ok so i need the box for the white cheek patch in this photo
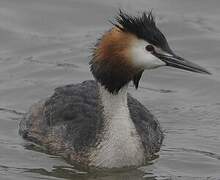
[131,40,165,69]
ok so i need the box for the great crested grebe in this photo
[19,10,210,168]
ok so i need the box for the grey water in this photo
[0,0,220,179]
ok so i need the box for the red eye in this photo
[145,45,154,52]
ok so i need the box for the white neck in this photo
[99,83,128,121]
[89,83,144,168]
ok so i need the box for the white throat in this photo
[89,83,145,168]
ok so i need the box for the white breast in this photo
[89,84,145,168]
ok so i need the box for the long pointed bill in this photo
[155,52,211,75]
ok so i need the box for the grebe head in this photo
[90,10,210,93]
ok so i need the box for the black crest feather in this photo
[113,10,171,51]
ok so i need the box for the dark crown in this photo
[113,10,171,52]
